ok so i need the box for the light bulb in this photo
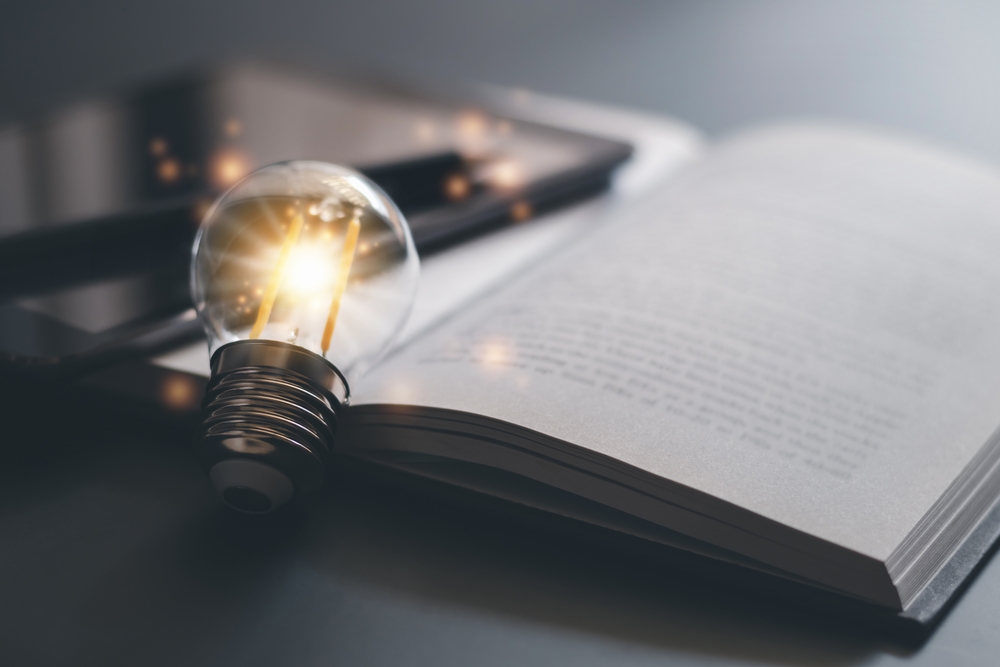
[191,161,419,513]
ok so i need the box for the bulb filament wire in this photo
[322,214,361,354]
[250,213,306,339]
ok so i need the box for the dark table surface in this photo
[4,2,1000,665]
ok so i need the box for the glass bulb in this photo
[190,161,419,514]
[192,160,419,384]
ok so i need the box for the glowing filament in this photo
[250,213,305,339]
[321,214,361,354]
[285,246,334,293]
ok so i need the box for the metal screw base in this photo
[195,339,349,513]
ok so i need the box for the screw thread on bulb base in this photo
[195,339,349,514]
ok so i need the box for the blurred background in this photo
[6,2,1000,665]
[5,0,1000,160]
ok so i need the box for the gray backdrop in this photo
[3,1,1000,665]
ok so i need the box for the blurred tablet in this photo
[0,61,631,377]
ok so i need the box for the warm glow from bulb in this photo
[247,204,363,350]
[192,162,419,380]
[285,246,335,293]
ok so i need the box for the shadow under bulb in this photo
[190,160,420,513]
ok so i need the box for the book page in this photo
[353,124,1000,561]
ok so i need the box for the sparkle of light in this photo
[161,374,199,411]
[149,137,168,156]
[444,174,471,200]
[488,160,524,190]
[210,149,251,190]
[158,158,181,184]
[457,111,488,138]
[510,200,532,221]
[479,341,514,368]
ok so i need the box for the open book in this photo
[345,123,1000,618]
[145,109,1000,631]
